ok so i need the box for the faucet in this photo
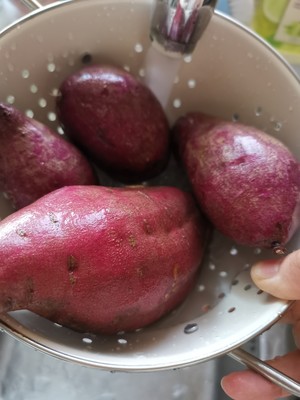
[150,0,217,54]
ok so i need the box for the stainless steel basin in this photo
[0,323,296,400]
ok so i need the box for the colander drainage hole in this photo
[255,106,263,116]
[117,338,128,345]
[184,323,198,334]
[47,112,57,122]
[244,284,252,291]
[21,69,30,79]
[232,279,239,286]
[228,307,236,313]
[232,113,239,122]
[257,289,264,295]
[82,337,93,344]
[230,247,238,256]
[25,110,34,118]
[81,53,93,64]
[6,95,15,104]
[47,63,56,72]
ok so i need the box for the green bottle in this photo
[251,0,300,64]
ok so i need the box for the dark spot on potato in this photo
[26,278,35,303]
[69,273,77,286]
[49,212,59,223]
[4,296,13,310]
[136,265,146,277]
[142,219,153,234]
[128,235,137,248]
[67,255,78,272]
[16,228,27,237]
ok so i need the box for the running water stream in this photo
[143,43,182,109]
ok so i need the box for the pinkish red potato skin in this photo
[0,185,207,334]
[173,112,300,249]
[56,64,170,182]
[0,103,97,210]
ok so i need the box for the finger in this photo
[221,349,300,400]
[251,250,300,299]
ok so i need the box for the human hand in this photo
[221,250,300,400]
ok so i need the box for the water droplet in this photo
[123,64,130,72]
[247,52,253,58]
[289,106,294,112]
[254,247,262,255]
[184,323,198,334]
[139,68,145,77]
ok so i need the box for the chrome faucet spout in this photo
[150,0,217,54]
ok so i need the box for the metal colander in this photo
[0,0,300,396]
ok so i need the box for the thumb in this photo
[251,250,300,300]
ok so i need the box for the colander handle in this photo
[229,347,300,397]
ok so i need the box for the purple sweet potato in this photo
[0,185,207,334]
[173,112,300,251]
[56,65,170,182]
[0,103,97,209]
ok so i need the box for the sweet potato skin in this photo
[0,103,97,210]
[56,65,170,182]
[173,112,300,249]
[0,185,207,334]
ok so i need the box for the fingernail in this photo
[252,259,281,279]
